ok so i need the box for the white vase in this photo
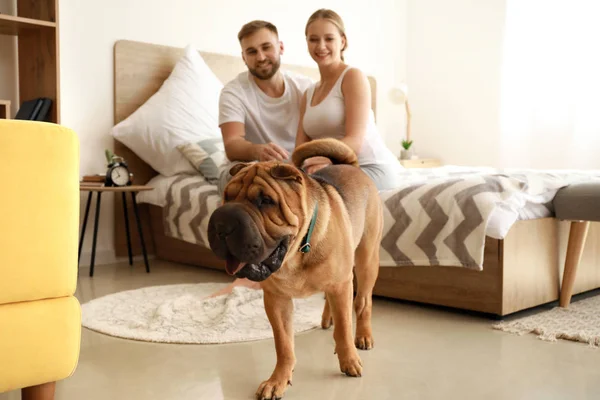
[400,149,413,160]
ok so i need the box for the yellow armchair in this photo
[0,120,81,399]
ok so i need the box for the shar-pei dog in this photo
[207,138,383,400]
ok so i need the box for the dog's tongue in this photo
[225,257,246,276]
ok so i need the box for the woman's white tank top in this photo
[302,66,398,167]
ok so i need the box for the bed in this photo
[111,39,600,317]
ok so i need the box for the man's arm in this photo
[219,88,288,162]
[221,122,260,161]
[219,88,259,161]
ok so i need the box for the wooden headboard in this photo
[112,39,377,257]
[113,39,377,185]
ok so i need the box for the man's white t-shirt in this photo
[218,70,314,156]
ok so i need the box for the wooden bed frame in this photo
[112,39,600,317]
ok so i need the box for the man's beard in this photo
[249,58,281,80]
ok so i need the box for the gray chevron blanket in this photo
[156,166,600,270]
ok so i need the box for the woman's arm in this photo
[341,68,371,155]
[295,90,311,148]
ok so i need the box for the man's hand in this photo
[255,143,289,162]
[221,122,289,162]
[302,156,333,174]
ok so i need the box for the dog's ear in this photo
[270,164,302,183]
[229,163,251,177]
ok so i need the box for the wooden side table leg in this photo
[89,192,102,277]
[122,192,133,266]
[560,220,590,308]
[22,381,55,400]
[78,191,93,263]
[131,192,150,273]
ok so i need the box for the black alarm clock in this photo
[105,156,131,187]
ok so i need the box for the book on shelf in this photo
[80,181,104,187]
[81,174,106,183]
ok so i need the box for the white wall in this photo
[59,0,408,265]
[406,0,507,167]
[0,0,17,117]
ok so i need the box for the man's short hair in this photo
[238,20,279,42]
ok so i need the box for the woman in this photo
[297,9,402,190]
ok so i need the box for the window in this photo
[500,0,600,168]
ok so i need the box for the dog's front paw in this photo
[338,349,363,377]
[255,370,293,400]
[354,332,374,350]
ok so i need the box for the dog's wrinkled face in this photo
[207,162,306,282]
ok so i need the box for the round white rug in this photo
[81,283,325,344]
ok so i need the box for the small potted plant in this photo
[400,139,414,160]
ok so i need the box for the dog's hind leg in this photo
[321,296,333,329]
[352,227,381,350]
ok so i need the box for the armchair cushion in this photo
[553,182,600,222]
[0,121,79,305]
[0,297,81,392]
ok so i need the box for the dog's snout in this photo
[215,221,235,239]
[208,203,265,264]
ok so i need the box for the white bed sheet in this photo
[135,165,600,269]
[135,174,185,208]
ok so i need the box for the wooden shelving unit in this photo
[0,0,60,123]
[0,99,11,118]
[0,14,56,34]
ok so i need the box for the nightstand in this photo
[399,158,441,168]
[78,184,153,277]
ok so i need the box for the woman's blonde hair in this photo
[305,9,347,61]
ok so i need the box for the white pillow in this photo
[110,44,223,176]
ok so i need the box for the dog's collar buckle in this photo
[299,243,311,253]
[299,203,318,254]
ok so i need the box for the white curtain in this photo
[500,0,600,169]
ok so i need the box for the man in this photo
[207,20,313,298]
[217,20,313,196]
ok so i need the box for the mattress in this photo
[136,166,600,270]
